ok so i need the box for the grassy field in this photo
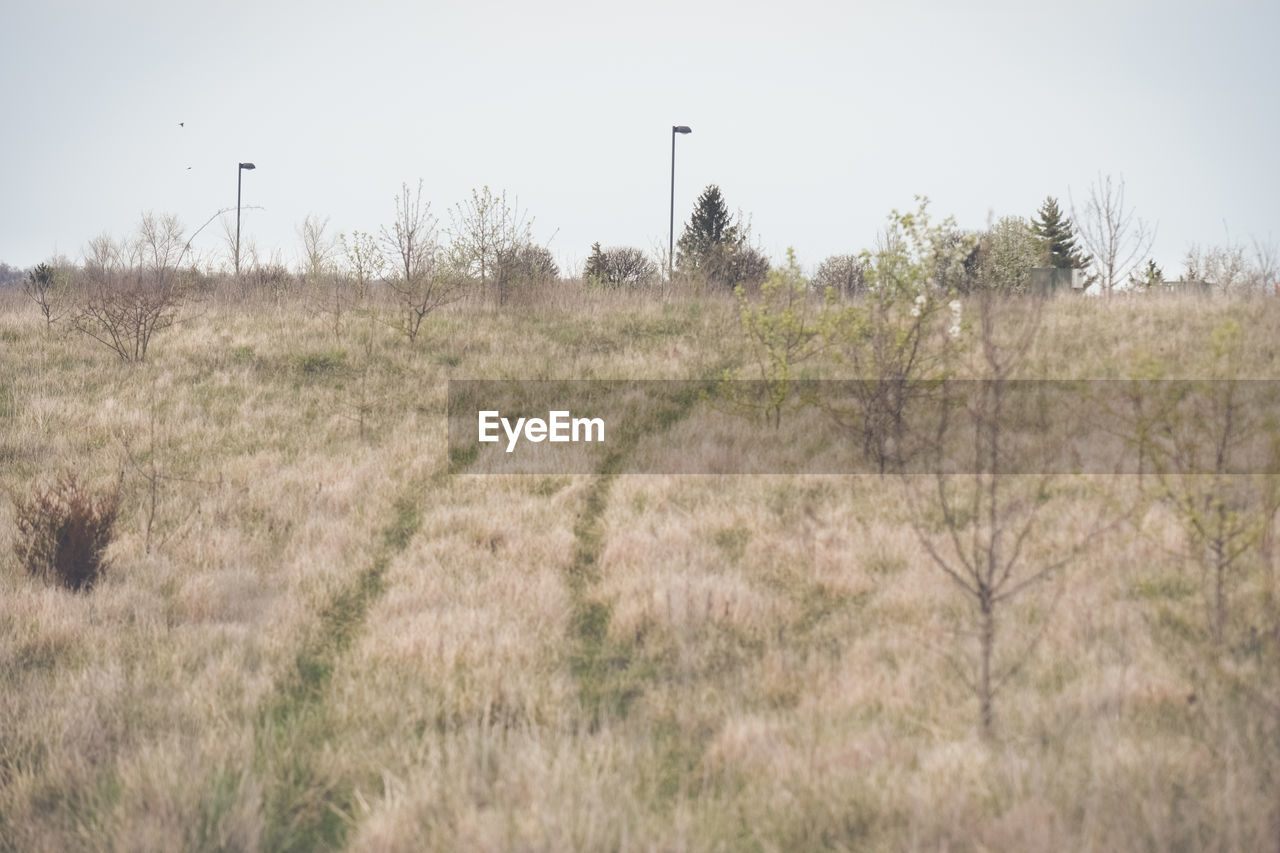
[2,285,1279,851]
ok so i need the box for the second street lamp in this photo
[669,125,691,283]
[236,162,256,277]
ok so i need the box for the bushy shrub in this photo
[12,472,121,591]
[813,254,866,297]
[584,243,658,289]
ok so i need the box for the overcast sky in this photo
[2,0,1276,278]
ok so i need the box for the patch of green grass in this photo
[259,491,422,852]
[529,476,569,498]
[293,349,348,377]
[1132,573,1198,601]
[619,312,691,340]
[569,598,650,727]
[382,496,421,551]
[714,525,751,564]
[865,549,907,576]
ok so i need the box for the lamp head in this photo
[673,126,692,134]
[239,162,256,170]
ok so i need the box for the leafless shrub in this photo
[584,244,658,290]
[1184,243,1249,295]
[1071,173,1155,296]
[1133,320,1280,645]
[383,180,463,342]
[73,214,192,362]
[812,254,866,298]
[12,471,121,592]
[340,230,385,304]
[1251,236,1279,294]
[298,214,337,282]
[118,388,217,555]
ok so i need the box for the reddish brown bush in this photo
[12,472,121,591]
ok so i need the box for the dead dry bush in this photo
[75,214,192,362]
[11,471,121,591]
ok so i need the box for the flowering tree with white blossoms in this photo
[819,198,974,472]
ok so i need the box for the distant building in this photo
[1028,267,1086,294]
[1158,279,1213,296]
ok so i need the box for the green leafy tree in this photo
[979,216,1042,293]
[734,248,825,427]
[1032,196,1089,270]
[821,197,972,472]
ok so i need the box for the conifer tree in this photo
[1032,196,1090,269]
[675,185,768,289]
[676,185,736,272]
[583,241,606,284]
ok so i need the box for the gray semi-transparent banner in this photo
[446,380,1280,475]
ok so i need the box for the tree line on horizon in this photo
[6,175,1279,362]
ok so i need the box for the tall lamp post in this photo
[669,126,691,282]
[236,162,256,277]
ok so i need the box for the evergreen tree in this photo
[1032,196,1090,269]
[583,241,606,284]
[676,185,738,273]
[675,185,767,289]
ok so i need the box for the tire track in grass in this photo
[564,382,710,730]
[255,490,422,853]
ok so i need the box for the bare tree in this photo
[73,214,191,362]
[381,180,462,343]
[1133,320,1280,645]
[297,214,336,281]
[584,244,657,289]
[1184,242,1249,295]
[813,254,866,298]
[1252,235,1279,295]
[1071,173,1155,296]
[447,185,533,305]
[907,292,1108,737]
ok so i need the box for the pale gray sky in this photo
[2,0,1276,278]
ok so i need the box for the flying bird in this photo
[178,122,184,128]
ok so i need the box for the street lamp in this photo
[236,162,256,277]
[669,125,691,282]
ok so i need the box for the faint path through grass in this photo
[255,490,422,852]
[564,381,711,729]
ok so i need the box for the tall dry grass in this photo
[1,285,1277,851]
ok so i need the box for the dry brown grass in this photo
[1,286,1278,851]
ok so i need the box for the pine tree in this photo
[675,185,768,289]
[583,241,606,284]
[1032,196,1090,270]
[676,185,737,273]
